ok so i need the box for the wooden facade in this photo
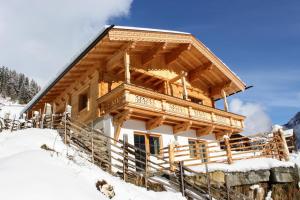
[23,25,247,158]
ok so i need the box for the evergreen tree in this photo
[0,66,40,104]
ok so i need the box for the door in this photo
[134,134,146,171]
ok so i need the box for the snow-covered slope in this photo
[0,97,24,119]
[283,112,300,149]
[0,129,185,200]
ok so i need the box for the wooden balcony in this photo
[97,84,245,136]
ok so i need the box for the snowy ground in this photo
[0,97,24,119]
[0,129,185,200]
[289,152,300,166]
[188,158,295,174]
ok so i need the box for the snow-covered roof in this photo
[109,25,191,35]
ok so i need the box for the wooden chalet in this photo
[22,25,252,168]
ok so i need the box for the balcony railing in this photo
[97,84,245,131]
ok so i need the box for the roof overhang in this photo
[21,25,247,115]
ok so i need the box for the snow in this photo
[0,129,185,200]
[265,191,273,200]
[289,152,300,166]
[0,97,25,119]
[110,25,190,35]
[187,158,294,174]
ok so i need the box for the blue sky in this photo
[112,0,300,124]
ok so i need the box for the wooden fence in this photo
[4,112,297,200]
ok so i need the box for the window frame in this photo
[188,138,208,163]
[134,132,163,157]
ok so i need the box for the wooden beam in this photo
[146,116,166,130]
[188,62,213,83]
[113,109,132,142]
[181,71,188,100]
[210,81,233,98]
[106,41,136,70]
[196,125,215,137]
[169,71,187,83]
[165,43,191,66]
[173,121,192,134]
[124,51,130,84]
[221,89,228,112]
[142,42,167,67]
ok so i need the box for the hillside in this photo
[0,129,185,200]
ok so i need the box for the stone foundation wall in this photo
[188,166,300,200]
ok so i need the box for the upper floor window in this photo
[189,96,203,105]
[78,92,88,112]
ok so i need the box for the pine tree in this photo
[0,66,40,104]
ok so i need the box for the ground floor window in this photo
[149,135,161,156]
[188,139,208,163]
[133,132,162,170]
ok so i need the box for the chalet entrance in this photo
[134,134,146,171]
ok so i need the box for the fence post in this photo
[278,130,290,161]
[205,162,212,200]
[64,113,67,144]
[178,161,185,197]
[123,134,128,182]
[168,143,175,171]
[91,121,95,164]
[224,136,233,164]
[145,153,148,190]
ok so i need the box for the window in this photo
[78,92,88,111]
[189,96,203,105]
[149,135,161,155]
[188,139,208,162]
[188,140,198,158]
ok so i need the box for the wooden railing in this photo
[98,84,245,131]
[160,134,289,169]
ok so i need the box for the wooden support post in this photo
[278,129,290,161]
[222,89,229,112]
[123,134,128,181]
[124,51,130,84]
[181,71,188,100]
[224,136,233,164]
[168,143,175,171]
[273,133,283,160]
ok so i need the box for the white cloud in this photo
[230,98,272,135]
[0,0,133,86]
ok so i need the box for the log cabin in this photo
[21,25,248,167]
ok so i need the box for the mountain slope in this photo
[283,112,300,149]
